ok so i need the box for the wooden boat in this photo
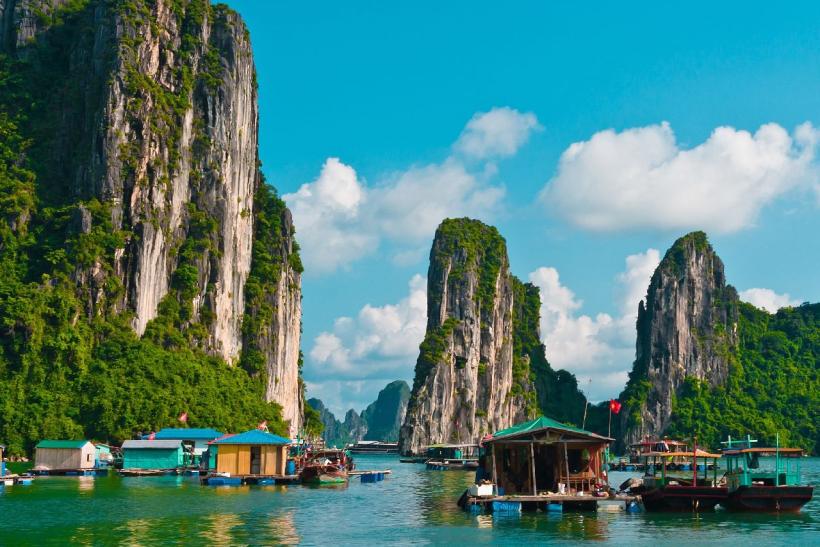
[300,463,348,485]
[721,435,814,512]
[299,448,353,484]
[633,448,727,511]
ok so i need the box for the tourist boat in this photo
[633,447,727,511]
[299,448,354,484]
[346,440,399,455]
[720,435,814,512]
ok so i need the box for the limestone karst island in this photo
[0,0,817,544]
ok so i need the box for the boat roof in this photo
[629,439,688,447]
[211,430,291,445]
[489,416,613,442]
[36,440,93,449]
[643,449,721,458]
[722,447,805,456]
[122,440,184,450]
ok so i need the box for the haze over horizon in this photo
[224,0,820,416]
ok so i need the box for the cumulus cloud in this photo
[528,248,660,401]
[306,275,427,384]
[284,159,377,272]
[739,288,801,313]
[285,107,538,273]
[454,107,541,159]
[540,122,819,233]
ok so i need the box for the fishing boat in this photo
[299,448,354,485]
[633,447,727,511]
[721,435,814,512]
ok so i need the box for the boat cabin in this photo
[629,438,690,465]
[483,416,612,496]
[34,440,96,471]
[722,436,805,489]
[640,449,722,489]
[121,440,186,471]
[210,430,291,477]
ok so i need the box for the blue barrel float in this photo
[286,460,296,475]
[491,501,521,513]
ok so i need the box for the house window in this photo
[87,454,91,462]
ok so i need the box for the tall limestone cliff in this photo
[399,219,538,454]
[620,232,739,445]
[362,380,410,441]
[0,0,303,449]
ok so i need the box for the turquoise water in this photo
[1,455,817,545]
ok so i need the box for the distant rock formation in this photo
[307,380,410,446]
[362,380,410,441]
[620,232,739,445]
[399,219,539,455]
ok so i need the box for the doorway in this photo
[250,446,261,475]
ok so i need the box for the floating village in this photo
[1,414,814,515]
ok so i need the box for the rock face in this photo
[1,0,303,433]
[362,380,410,441]
[399,219,537,455]
[620,232,738,445]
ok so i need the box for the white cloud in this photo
[284,158,377,272]
[285,107,538,273]
[454,107,541,159]
[306,275,427,384]
[540,122,819,233]
[528,248,660,401]
[739,288,800,313]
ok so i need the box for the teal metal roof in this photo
[149,428,224,440]
[36,440,92,449]
[490,416,612,441]
[212,430,291,445]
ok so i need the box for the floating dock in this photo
[201,474,300,486]
[462,494,641,513]
[350,469,391,483]
[32,468,107,476]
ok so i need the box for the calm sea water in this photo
[0,455,817,545]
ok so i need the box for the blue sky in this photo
[225,0,820,416]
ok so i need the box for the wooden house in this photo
[211,430,291,477]
[483,416,612,496]
[121,440,185,470]
[34,440,96,471]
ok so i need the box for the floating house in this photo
[425,444,479,470]
[147,428,223,463]
[121,440,185,471]
[34,440,96,471]
[484,416,613,497]
[210,430,291,477]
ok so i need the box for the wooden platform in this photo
[463,494,640,513]
[32,468,103,476]
[349,469,392,476]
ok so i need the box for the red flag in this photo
[178,412,188,423]
[257,420,268,431]
[148,432,156,440]
[609,400,622,414]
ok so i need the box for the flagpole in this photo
[608,407,612,438]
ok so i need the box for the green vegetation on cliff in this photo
[665,303,819,452]
[0,1,291,455]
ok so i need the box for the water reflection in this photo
[267,511,299,544]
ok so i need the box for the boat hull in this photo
[640,485,728,512]
[723,486,814,512]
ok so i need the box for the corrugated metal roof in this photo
[36,440,92,449]
[489,416,613,442]
[122,440,184,450]
[212,429,291,445]
[149,428,224,440]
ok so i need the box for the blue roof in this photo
[212,429,291,445]
[148,428,224,441]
